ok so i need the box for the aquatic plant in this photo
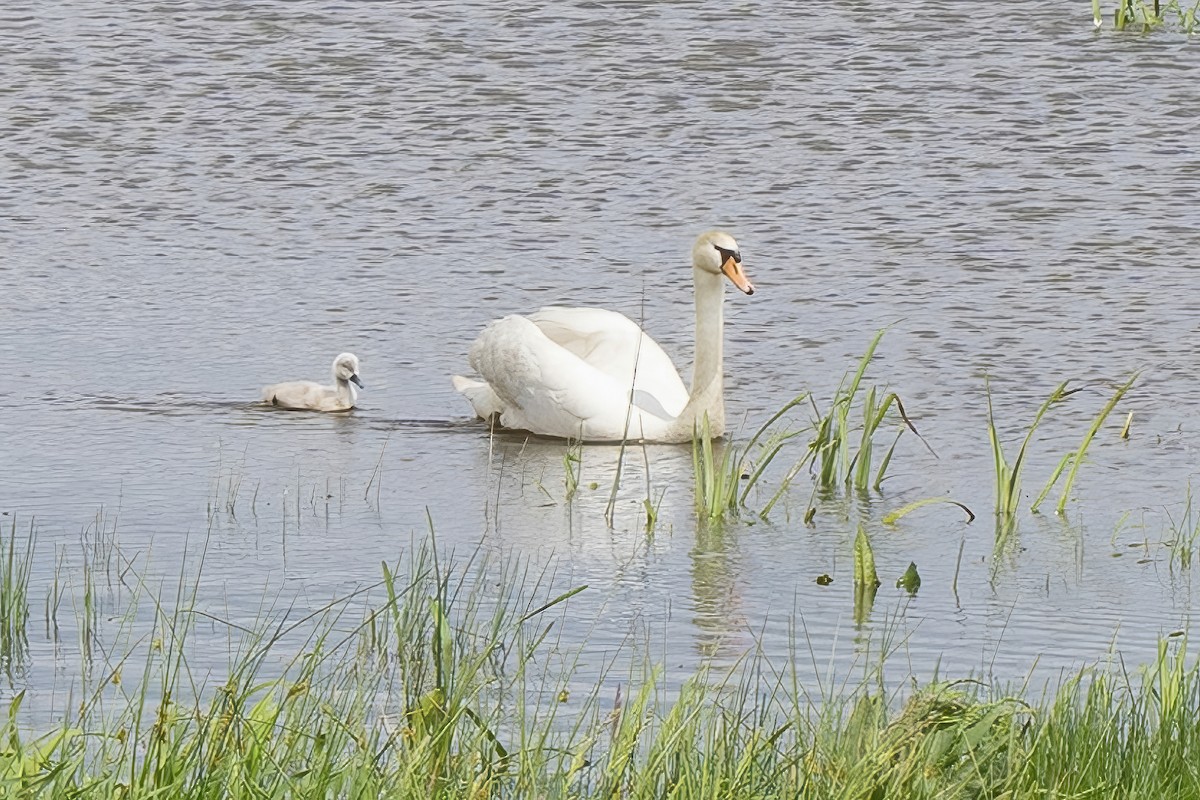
[1030,374,1137,516]
[562,438,583,502]
[1093,0,1200,32]
[896,562,921,595]
[0,516,35,669]
[853,525,881,625]
[1165,484,1200,569]
[805,329,930,498]
[987,379,1077,545]
[883,497,976,525]
[989,376,1137,548]
[691,330,929,523]
[692,396,807,521]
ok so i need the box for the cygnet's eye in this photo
[713,244,741,263]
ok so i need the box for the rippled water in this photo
[3,1,1200,715]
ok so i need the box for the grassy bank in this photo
[3,535,1199,799]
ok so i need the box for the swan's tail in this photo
[452,375,505,420]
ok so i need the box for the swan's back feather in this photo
[464,313,682,440]
[528,307,688,415]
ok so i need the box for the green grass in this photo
[1030,373,1138,516]
[692,329,929,523]
[692,397,807,521]
[6,535,1200,798]
[2,533,597,798]
[988,376,1137,550]
[808,329,912,495]
[1165,484,1200,569]
[1093,0,1200,32]
[0,515,35,672]
[987,379,1074,538]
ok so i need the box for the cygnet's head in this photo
[691,230,755,295]
[333,352,364,388]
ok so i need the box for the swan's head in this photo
[692,230,754,295]
[334,352,364,388]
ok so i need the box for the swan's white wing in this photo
[528,307,689,418]
[466,314,674,440]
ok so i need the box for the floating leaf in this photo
[883,497,975,525]
[816,574,833,586]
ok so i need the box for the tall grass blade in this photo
[0,517,34,670]
[1052,373,1138,516]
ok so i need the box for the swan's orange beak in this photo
[721,257,755,295]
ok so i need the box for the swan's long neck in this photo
[334,375,357,406]
[671,267,725,439]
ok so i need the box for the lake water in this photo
[3,0,1200,718]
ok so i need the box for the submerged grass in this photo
[6,537,1200,798]
[987,379,1075,533]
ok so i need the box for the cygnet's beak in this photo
[350,374,364,389]
[720,256,755,295]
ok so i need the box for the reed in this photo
[1166,484,1200,569]
[1030,374,1137,516]
[691,396,807,521]
[987,379,1076,545]
[0,516,35,670]
[806,329,928,497]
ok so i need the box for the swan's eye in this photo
[713,245,741,263]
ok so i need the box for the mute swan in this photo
[452,230,754,442]
[261,352,363,412]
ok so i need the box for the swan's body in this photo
[452,231,754,442]
[261,352,363,412]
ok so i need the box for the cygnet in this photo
[261,352,363,412]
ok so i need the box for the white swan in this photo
[261,352,363,412]
[452,230,754,442]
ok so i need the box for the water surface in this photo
[3,0,1200,716]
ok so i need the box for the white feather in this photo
[261,352,363,412]
[452,231,753,442]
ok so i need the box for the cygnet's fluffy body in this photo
[261,352,363,412]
